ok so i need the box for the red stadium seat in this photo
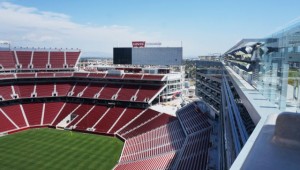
[22,103,43,126]
[0,51,17,69]
[16,51,32,69]
[32,51,48,69]
[50,52,64,68]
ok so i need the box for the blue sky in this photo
[1,0,300,57]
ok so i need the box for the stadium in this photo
[1,4,300,170]
[0,44,217,170]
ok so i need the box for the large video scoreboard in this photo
[113,47,182,65]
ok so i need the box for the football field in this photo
[0,128,123,170]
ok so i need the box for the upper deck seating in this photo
[98,84,121,100]
[116,85,139,101]
[32,51,48,69]
[66,52,80,68]
[0,51,16,69]
[50,52,64,68]
[136,85,162,102]
[16,51,31,69]
[81,83,105,98]
[70,83,88,97]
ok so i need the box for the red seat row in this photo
[176,102,212,134]
[0,83,163,103]
[120,120,185,162]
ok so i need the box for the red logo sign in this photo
[132,41,145,48]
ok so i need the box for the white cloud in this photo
[0,2,162,57]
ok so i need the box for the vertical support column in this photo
[48,51,50,64]
[29,50,34,69]
[262,62,270,98]
[64,51,67,65]
[30,51,34,65]
[47,51,51,68]
[270,63,278,103]
[293,79,297,99]
[14,50,19,65]
[63,51,68,68]
[279,63,289,111]
[297,79,300,113]
[257,62,265,96]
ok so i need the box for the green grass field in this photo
[0,128,123,170]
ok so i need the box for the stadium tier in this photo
[81,83,105,98]
[0,84,13,100]
[113,151,177,170]
[120,120,185,162]
[0,51,16,69]
[0,101,185,136]
[0,100,214,169]
[43,102,65,125]
[37,72,54,78]
[74,105,110,131]
[120,113,177,139]
[32,51,48,68]
[22,103,44,126]
[176,102,212,134]
[1,104,28,128]
[93,107,126,134]
[50,51,65,68]
[0,81,163,103]
[51,102,80,126]
[16,51,31,69]
[0,108,18,132]
[107,108,144,134]
[117,109,161,136]
[0,50,80,70]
